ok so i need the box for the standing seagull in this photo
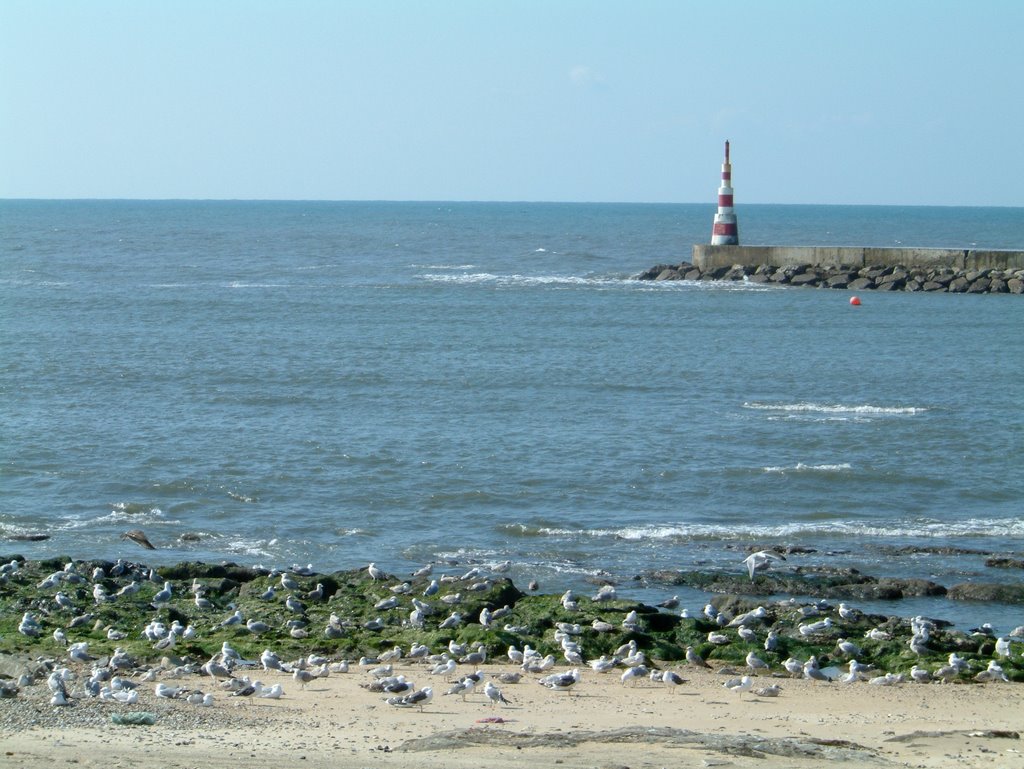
[367,563,385,581]
[122,529,157,550]
[483,681,510,707]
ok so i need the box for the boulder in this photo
[947,583,1024,603]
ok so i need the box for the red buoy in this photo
[849,296,861,306]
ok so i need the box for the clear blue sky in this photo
[2,1,1022,205]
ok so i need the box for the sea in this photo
[2,200,1023,630]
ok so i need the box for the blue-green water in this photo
[2,200,1022,628]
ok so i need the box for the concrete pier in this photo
[692,245,1024,272]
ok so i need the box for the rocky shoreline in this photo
[634,261,1024,293]
[2,556,1022,686]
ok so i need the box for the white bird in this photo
[798,618,833,636]
[112,688,138,704]
[279,573,299,591]
[388,686,433,710]
[836,638,862,657]
[743,550,785,581]
[151,581,173,606]
[783,657,804,677]
[483,681,510,706]
[367,563,385,581]
[539,669,580,694]
[68,642,96,664]
[724,675,754,696]
[155,682,184,698]
[246,618,270,635]
[995,637,1011,657]
[910,665,932,683]
[662,670,686,691]
[620,666,648,686]
[746,651,770,674]
[438,612,462,629]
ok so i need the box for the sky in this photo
[2,1,1022,205]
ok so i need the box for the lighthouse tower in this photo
[710,140,739,245]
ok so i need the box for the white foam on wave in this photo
[55,504,177,530]
[419,272,625,288]
[504,517,1024,540]
[409,263,476,270]
[223,537,276,558]
[743,401,926,415]
[762,462,853,474]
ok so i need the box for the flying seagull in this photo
[122,529,156,550]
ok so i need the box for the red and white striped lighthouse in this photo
[710,140,739,245]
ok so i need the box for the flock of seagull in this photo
[1,551,1021,711]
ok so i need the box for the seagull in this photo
[155,682,185,699]
[483,681,510,706]
[746,651,770,674]
[783,657,804,677]
[246,618,270,635]
[662,671,687,691]
[620,666,649,686]
[68,641,96,664]
[737,625,756,643]
[539,669,580,695]
[743,550,785,581]
[367,563,385,581]
[836,638,862,657]
[279,573,299,591]
[122,529,156,550]
[388,686,433,710]
[724,675,754,696]
[151,581,173,607]
[685,646,711,668]
[754,684,782,697]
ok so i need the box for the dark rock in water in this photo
[986,557,1024,570]
[157,561,266,583]
[7,533,49,542]
[879,545,993,556]
[947,583,1024,603]
[641,568,945,600]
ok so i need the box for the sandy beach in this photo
[3,662,1022,769]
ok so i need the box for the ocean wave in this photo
[743,401,926,415]
[409,263,476,270]
[418,272,625,288]
[762,463,854,474]
[499,518,1024,541]
[55,505,178,530]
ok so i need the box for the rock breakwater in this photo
[635,261,1024,293]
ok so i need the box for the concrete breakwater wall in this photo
[633,245,1024,293]
[691,245,1024,272]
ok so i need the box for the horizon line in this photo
[2,197,1020,209]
